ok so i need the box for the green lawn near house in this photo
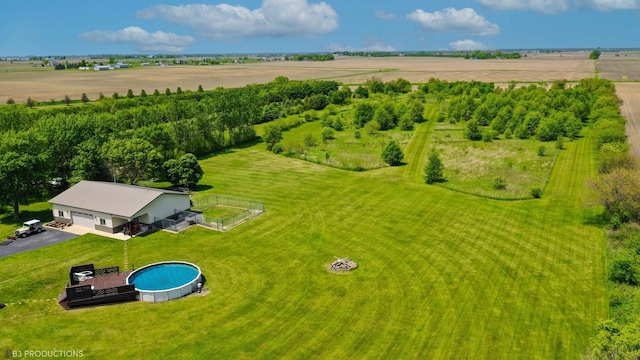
[0,129,607,359]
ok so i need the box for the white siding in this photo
[53,205,115,228]
[52,207,71,220]
[132,193,190,222]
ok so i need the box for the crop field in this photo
[0,52,596,104]
[598,51,640,81]
[615,82,640,159]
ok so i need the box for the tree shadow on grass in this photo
[583,210,609,227]
[0,209,53,226]
[193,184,213,192]
[198,138,263,161]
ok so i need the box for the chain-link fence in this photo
[191,195,264,213]
[155,210,202,233]
[157,196,264,232]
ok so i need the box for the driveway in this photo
[0,228,78,258]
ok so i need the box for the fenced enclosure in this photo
[157,196,264,232]
[156,211,202,233]
[193,195,264,231]
[191,195,265,213]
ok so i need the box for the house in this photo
[49,181,191,234]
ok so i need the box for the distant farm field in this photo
[0,52,597,104]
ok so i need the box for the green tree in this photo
[354,85,369,99]
[374,105,395,130]
[303,133,317,147]
[537,117,562,141]
[465,119,482,140]
[102,138,162,184]
[408,101,425,123]
[26,97,37,108]
[590,49,601,59]
[163,153,204,189]
[399,113,415,131]
[262,124,282,151]
[424,149,445,184]
[81,93,89,104]
[590,167,640,224]
[381,140,404,166]
[472,103,492,126]
[365,77,385,93]
[0,130,49,218]
[598,143,637,174]
[37,114,95,183]
[322,128,334,142]
[353,102,376,128]
[127,89,134,98]
[71,139,110,183]
[64,95,71,106]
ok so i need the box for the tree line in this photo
[334,51,521,59]
[0,77,343,218]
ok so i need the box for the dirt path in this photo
[616,82,640,159]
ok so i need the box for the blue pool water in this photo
[128,263,200,291]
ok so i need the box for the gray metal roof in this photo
[49,181,189,218]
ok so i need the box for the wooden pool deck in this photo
[58,270,136,310]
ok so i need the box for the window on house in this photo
[58,210,64,217]
[99,218,106,226]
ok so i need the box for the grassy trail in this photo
[402,103,439,180]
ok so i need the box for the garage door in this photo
[72,212,95,229]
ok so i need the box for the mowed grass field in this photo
[0,128,607,358]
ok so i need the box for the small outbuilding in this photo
[49,181,190,234]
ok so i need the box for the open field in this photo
[0,125,608,358]
[615,82,640,159]
[0,52,596,104]
[598,51,640,81]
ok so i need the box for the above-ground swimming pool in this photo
[126,261,202,302]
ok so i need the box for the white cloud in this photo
[375,10,397,20]
[137,0,338,40]
[407,8,500,37]
[79,26,195,53]
[449,39,495,51]
[476,0,638,12]
[577,0,639,10]
[328,38,397,52]
[476,0,570,13]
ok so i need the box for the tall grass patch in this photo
[432,125,559,199]
[279,119,413,171]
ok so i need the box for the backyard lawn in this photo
[0,128,607,358]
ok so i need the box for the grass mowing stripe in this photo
[0,132,608,358]
[403,103,439,179]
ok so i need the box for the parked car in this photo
[14,219,43,238]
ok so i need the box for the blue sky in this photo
[2,0,639,56]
